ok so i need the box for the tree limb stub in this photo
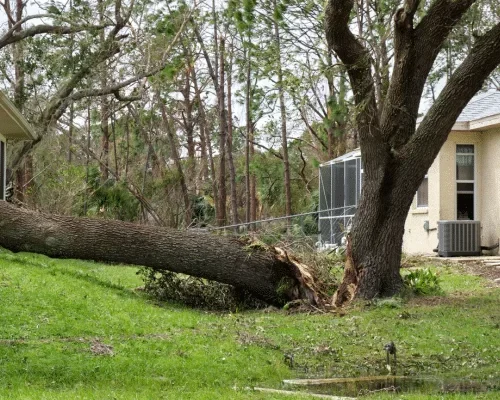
[0,202,322,306]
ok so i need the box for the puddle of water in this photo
[283,376,499,397]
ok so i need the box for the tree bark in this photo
[0,201,321,306]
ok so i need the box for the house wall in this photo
[479,127,500,253]
[402,130,483,254]
[439,131,483,221]
[402,152,440,254]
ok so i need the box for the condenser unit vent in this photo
[438,220,481,257]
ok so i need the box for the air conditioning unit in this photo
[437,220,481,257]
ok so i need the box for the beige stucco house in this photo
[0,91,35,200]
[403,90,500,255]
[319,90,500,256]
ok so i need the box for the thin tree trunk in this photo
[124,115,130,182]
[273,0,292,219]
[100,99,110,180]
[182,63,196,189]
[192,70,217,206]
[13,0,24,109]
[193,24,227,225]
[226,40,238,226]
[68,101,74,163]
[243,47,257,225]
[245,49,251,224]
[10,0,32,203]
[0,201,321,306]
[98,0,110,181]
[111,108,119,180]
[68,0,75,163]
[216,37,227,226]
[159,100,191,227]
[250,129,257,223]
[191,68,210,184]
[84,102,91,216]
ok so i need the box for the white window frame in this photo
[456,144,476,220]
[416,174,429,208]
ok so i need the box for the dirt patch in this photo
[408,293,475,307]
[451,260,500,288]
[90,340,114,356]
[236,331,279,350]
[410,256,500,288]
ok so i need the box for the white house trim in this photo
[469,114,500,131]
[0,91,35,140]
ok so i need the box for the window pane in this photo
[417,177,428,207]
[457,182,474,192]
[456,154,474,180]
[456,144,474,154]
[457,193,474,220]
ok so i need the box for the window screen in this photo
[345,160,357,206]
[333,162,344,215]
[318,154,362,245]
[417,176,428,207]
[356,158,361,201]
[319,164,332,213]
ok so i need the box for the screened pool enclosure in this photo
[318,148,363,245]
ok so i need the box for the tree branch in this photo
[403,21,500,179]
[298,107,328,151]
[0,24,88,49]
[0,13,108,50]
[324,0,380,141]
[324,0,382,180]
[192,22,219,94]
[380,0,475,148]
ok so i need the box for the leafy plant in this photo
[82,166,140,221]
[403,268,443,295]
[138,268,266,310]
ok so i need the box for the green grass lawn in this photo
[0,248,499,399]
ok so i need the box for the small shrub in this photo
[403,268,443,295]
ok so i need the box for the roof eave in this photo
[469,113,500,131]
[0,91,36,140]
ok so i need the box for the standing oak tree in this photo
[325,0,500,304]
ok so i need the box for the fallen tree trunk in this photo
[0,201,321,306]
